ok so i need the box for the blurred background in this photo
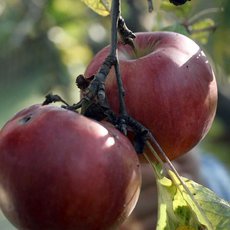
[0,0,229,229]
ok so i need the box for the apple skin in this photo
[0,105,141,230]
[84,32,217,161]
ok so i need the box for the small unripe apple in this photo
[0,105,141,230]
[84,32,217,161]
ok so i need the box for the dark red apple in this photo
[84,32,217,161]
[0,105,141,230]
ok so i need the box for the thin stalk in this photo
[146,141,164,167]
[143,154,164,179]
[110,0,120,57]
[143,152,161,179]
[110,0,127,117]
[114,62,127,116]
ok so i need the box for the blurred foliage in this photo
[0,0,97,125]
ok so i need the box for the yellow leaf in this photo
[82,0,111,16]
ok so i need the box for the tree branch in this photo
[147,0,153,12]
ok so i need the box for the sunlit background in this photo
[0,0,229,229]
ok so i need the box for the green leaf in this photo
[156,171,230,230]
[81,0,111,16]
[190,18,216,44]
[190,18,215,32]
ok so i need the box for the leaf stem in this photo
[147,133,213,229]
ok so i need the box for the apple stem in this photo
[107,0,130,134]
[110,0,120,58]
[73,0,131,131]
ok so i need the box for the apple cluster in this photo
[0,32,217,229]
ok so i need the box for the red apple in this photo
[84,32,217,161]
[0,105,141,230]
